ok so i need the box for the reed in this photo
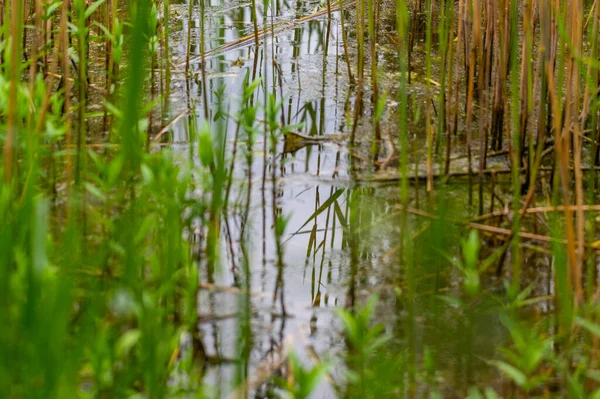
[367,0,379,151]
[506,0,520,296]
[3,0,22,182]
[3,0,600,396]
[163,0,171,113]
[74,0,89,191]
[339,0,354,84]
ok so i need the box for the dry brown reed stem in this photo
[250,0,260,48]
[444,0,456,177]
[368,0,379,149]
[3,0,21,182]
[590,0,600,308]
[451,0,465,141]
[465,0,475,185]
[548,60,580,304]
[151,109,190,141]
[490,0,509,152]
[198,282,271,296]
[28,0,42,100]
[225,330,311,399]
[104,0,117,133]
[185,0,193,75]
[582,1,600,166]
[572,1,585,300]
[426,107,433,195]
[60,0,73,192]
[394,204,596,250]
[356,0,364,85]
[474,0,485,214]
[23,0,31,54]
[471,205,600,223]
[519,0,532,164]
[563,0,585,301]
[335,165,600,185]
[34,44,61,136]
[339,0,355,84]
[581,0,599,128]
[163,0,171,115]
[45,72,108,94]
[480,0,494,172]
[104,0,111,83]
[521,0,552,214]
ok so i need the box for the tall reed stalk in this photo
[396,0,416,393]
[508,0,521,296]
[3,0,22,182]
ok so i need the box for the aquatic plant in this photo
[2,0,600,396]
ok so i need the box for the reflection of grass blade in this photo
[307,224,317,257]
[334,200,347,230]
[289,188,345,239]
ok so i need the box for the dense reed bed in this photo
[1,0,600,397]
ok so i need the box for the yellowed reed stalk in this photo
[490,0,509,152]
[61,0,73,190]
[581,0,599,125]
[481,0,494,169]
[521,0,551,213]
[474,0,486,214]
[3,0,22,182]
[548,54,579,305]
[562,0,585,301]
[28,0,42,98]
[465,0,476,183]
[519,0,532,149]
[339,1,355,84]
[448,0,466,178]
[35,38,62,135]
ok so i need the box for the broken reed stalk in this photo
[394,204,600,251]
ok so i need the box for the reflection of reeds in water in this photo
[388,0,600,308]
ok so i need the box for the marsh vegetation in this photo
[1,0,600,397]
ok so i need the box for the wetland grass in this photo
[3,0,600,396]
